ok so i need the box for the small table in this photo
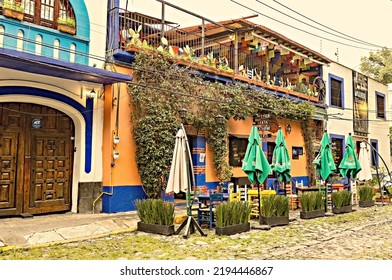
[197,193,229,205]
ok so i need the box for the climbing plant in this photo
[129,51,316,198]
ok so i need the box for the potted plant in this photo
[135,199,175,235]
[358,186,375,207]
[299,192,325,219]
[215,201,252,236]
[57,17,76,35]
[260,195,290,226]
[332,190,352,214]
[2,0,24,21]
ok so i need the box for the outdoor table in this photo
[197,193,229,205]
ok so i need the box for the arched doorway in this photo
[0,103,74,217]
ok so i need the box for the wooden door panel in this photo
[29,135,71,214]
[0,133,18,210]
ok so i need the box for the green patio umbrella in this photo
[271,127,291,184]
[339,133,361,178]
[339,133,361,191]
[313,131,337,181]
[313,130,337,211]
[242,126,271,222]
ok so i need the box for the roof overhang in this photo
[0,47,132,85]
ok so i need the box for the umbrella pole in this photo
[174,124,207,239]
[257,184,262,225]
[324,179,328,212]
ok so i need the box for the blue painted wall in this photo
[0,0,90,64]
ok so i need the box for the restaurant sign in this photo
[352,71,368,135]
[253,114,279,134]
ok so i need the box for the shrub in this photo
[261,195,289,218]
[300,192,324,211]
[358,186,373,202]
[216,201,252,227]
[332,190,352,208]
[135,199,174,225]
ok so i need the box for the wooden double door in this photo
[0,103,74,217]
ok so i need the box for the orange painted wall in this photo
[102,66,141,187]
[205,117,308,183]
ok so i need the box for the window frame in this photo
[329,73,344,108]
[375,91,386,119]
[330,133,345,172]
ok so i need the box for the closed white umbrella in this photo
[357,141,372,181]
[166,128,191,194]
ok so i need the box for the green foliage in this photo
[130,52,316,197]
[135,199,174,225]
[57,17,76,28]
[360,47,392,84]
[332,190,352,208]
[358,186,373,202]
[4,0,24,13]
[261,195,290,217]
[216,201,252,227]
[300,192,324,211]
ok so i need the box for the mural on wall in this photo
[352,71,368,136]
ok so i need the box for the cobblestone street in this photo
[1,204,392,260]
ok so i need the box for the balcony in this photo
[108,5,331,103]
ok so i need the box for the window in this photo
[370,139,378,167]
[330,135,344,170]
[330,76,343,108]
[1,0,75,31]
[229,136,248,167]
[376,92,385,119]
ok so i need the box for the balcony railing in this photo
[110,8,326,103]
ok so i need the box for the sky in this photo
[121,0,392,71]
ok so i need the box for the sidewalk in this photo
[0,206,188,249]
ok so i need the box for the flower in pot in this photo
[57,17,76,35]
[332,190,352,214]
[358,186,374,207]
[260,195,290,226]
[215,201,252,235]
[299,192,325,219]
[3,0,25,21]
[135,199,175,235]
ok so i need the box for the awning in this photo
[0,48,132,85]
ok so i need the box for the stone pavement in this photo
[0,206,188,249]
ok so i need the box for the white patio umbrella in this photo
[166,128,191,194]
[166,125,205,238]
[357,141,372,181]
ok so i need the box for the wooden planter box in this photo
[300,209,325,219]
[137,221,175,236]
[332,205,352,214]
[58,24,76,35]
[359,200,375,208]
[261,216,289,227]
[3,8,24,21]
[215,222,250,236]
[375,197,391,203]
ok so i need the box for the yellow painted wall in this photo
[102,66,141,187]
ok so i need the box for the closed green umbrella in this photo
[339,133,361,192]
[339,133,361,179]
[242,126,271,223]
[313,130,337,211]
[313,131,337,181]
[271,127,291,184]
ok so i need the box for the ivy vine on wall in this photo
[129,51,317,198]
